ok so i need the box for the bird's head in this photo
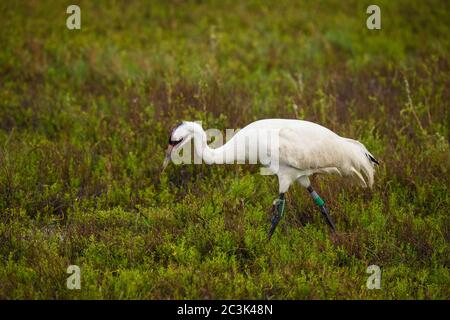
[161,121,196,172]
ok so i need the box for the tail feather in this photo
[342,138,378,188]
[350,167,368,188]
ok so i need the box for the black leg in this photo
[306,186,336,232]
[267,193,285,240]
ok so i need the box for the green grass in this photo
[0,0,449,299]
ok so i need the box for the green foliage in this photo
[0,0,449,299]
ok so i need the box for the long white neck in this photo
[191,123,231,164]
[186,121,277,167]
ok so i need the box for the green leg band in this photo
[311,191,325,207]
[307,187,336,232]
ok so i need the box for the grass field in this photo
[0,0,449,299]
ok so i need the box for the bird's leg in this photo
[267,193,286,240]
[306,186,336,232]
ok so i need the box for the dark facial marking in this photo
[168,122,184,146]
[169,137,183,146]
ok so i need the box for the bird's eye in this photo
[169,137,183,146]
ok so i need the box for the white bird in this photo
[162,119,379,239]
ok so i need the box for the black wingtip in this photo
[369,154,380,165]
[365,153,380,165]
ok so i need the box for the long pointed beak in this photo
[161,145,174,173]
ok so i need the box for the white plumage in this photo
[163,119,379,237]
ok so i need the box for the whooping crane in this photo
[162,119,379,239]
